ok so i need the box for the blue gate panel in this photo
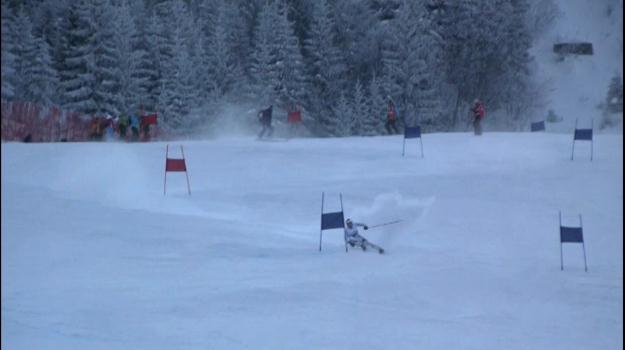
[574,129,593,140]
[321,212,345,230]
[560,226,584,243]
[404,126,422,139]
[531,121,545,132]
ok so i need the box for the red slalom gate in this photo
[164,144,191,196]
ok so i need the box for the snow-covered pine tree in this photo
[442,0,481,128]
[113,1,138,114]
[177,1,203,109]
[171,0,196,53]
[29,0,68,45]
[131,9,159,112]
[332,0,378,83]
[423,0,456,130]
[58,0,97,114]
[192,35,213,102]
[480,0,517,110]
[411,13,442,129]
[303,0,346,132]
[152,2,182,127]
[364,74,387,135]
[11,9,32,102]
[178,30,197,127]
[156,23,183,130]
[151,0,198,130]
[92,0,122,116]
[382,0,442,129]
[1,2,16,100]
[1,2,17,101]
[442,0,521,128]
[273,0,307,108]
[163,29,193,131]
[526,0,559,42]
[499,0,534,130]
[284,0,314,48]
[185,37,220,135]
[206,0,241,97]
[236,0,261,76]
[334,92,354,137]
[380,28,402,102]
[153,0,179,117]
[20,20,59,106]
[223,1,252,95]
[249,0,280,104]
[193,0,215,39]
[352,79,367,135]
[192,0,216,101]
[44,2,70,106]
[29,1,67,105]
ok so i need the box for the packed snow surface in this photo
[2,132,622,349]
[531,0,623,131]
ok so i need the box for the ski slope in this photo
[531,0,623,132]
[1,132,622,350]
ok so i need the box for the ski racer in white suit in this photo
[344,218,385,253]
[344,218,368,246]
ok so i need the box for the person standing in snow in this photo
[385,97,399,134]
[130,114,140,141]
[118,113,129,139]
[104,115,115,141]
[344,218,384,254]
[89,117,104,141]
[141,116,151,141]
[258,105,274,139]
[471,98,485,135]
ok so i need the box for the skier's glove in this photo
[364,226,368,230]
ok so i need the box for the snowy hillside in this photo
[531,0,623,131]
[2,133,622,349]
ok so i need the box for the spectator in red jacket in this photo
[471,99,485,135]
[385,97,399,134]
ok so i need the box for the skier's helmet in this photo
[473,98,479,104]
[345,219,353,226]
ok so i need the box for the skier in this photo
[385,97,399,134]
[344,218,384,254]
[471,98,485,135]
[258,105,274,139]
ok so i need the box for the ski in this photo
[348,241,384,254]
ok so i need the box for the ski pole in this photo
[366,220,403,229]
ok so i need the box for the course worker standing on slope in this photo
[471,98,485,135]
[344,218,384,254]
[385,97,399,134]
